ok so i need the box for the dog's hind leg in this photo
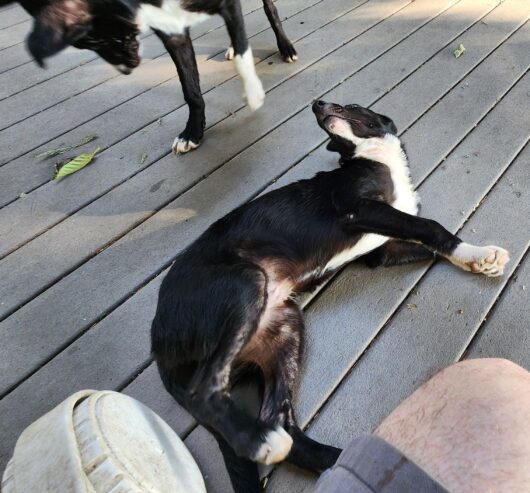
[215,432,263,493]
[154,28,205,154]
[262,0,297,62]
[363,239,435,269]
[259,301,342,474]
[220,0,265,110]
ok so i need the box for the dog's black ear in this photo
[326,139,341,153]
[379,114,397,135]
[27,1,91,67]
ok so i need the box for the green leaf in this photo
[37,135,98,159]
[54,147,101,181]
[453,43,466,59]
[140,153,148,165]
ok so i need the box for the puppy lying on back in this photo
[151,101,509,492]
[16,0,297,153]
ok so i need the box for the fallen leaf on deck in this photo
[407,303,418,310]
[54,147,101,181]
[36,135,98,159]
[140,153,148,165]
[453,44,466,59]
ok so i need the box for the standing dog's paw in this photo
[244,77,265,111]
[172,136,200,154]
[253,426,293,465]
[279,41,298,63]
[450,243,510,277]
[225,46,235,61]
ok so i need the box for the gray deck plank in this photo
[0,0,480,327]
[0,19,27,50]
[0,0,303,131]
[0,0,359,210]
[267,106,530,493]
[0,5,28,30]
[0,0,460,394]
[466,253,530,366]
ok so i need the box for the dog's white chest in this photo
[323,135,419,273]
[138,0,211,35]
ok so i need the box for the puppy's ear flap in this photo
[26,1,91,67]
[326,139,341,154]
[380,114,397,135]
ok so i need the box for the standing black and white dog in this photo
[16,0,297,153]
[150,101,509,492]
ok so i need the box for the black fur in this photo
[151,103,472,491]
[17,0,297,150]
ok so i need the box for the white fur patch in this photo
[253,427,293,465]
[449,242,509,277]
[234,48,265,111]
[355,134,419,216]
[172,136,199,154]
[324,234,388,272]
[137,0,210,35]
[225,46,235,61]
[322,133,419,273]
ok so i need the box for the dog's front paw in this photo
[278,41,298,63]
[172,136,200,154]
[253,426,293,465]
[244,77,265,111]
[450,243,510,277]
[225,46,234,61]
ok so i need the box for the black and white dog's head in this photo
[22,0,141,74]
[312,100,398,159]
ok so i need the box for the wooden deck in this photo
[1,0,529,490]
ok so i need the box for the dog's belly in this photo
[323,234,389,273]
[138,0,211,35]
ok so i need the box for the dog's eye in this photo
[368,123,375,128]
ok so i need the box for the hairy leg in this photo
[363,239,435,268]
[375,359,530,493]
[342,199,509,277]
[258,301,341,473]
[221,0,265,110]
[155,29,205,154]
[262,0,297,62]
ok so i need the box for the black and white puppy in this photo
[151,102,509,492]
[17,0,297,153]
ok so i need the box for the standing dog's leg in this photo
[343,199,510,276]
[154,29,206,154]
[220,0,265,110]
[262,0,297,62]
[259,301,342,474]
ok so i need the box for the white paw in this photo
[225,46,234,61]
[244,77,265,111]
[253,427,293,465]
[450,243,510,277]
[172,137,199,154]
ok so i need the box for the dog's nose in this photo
[314,100,326,107]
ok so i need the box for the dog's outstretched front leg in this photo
[155,29,205,154]
[344,199,509,277]
[221,0,265,110]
